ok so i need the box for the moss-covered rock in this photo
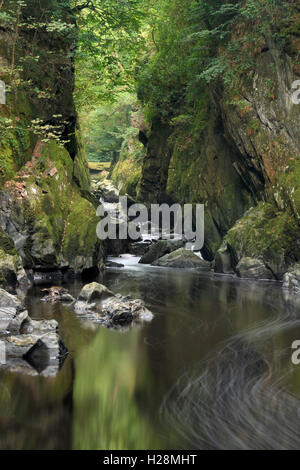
[224,203,300,279]
[152,248,211,270]
[139,239,184,265]
[0,1,104,279]
[283,263,300,292]
[111,131,144,199]
[236,257,274,280]
[0,142,103,275]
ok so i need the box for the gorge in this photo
[0,0,299,451]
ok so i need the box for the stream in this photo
[0,254,300,450]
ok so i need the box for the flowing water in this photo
[0,255,300,450]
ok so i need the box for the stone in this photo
[0,306,19,331]
[78,282,115,303]
[7,308,29,334]
[0,252,18,287]
[0,288,22,308]
[41,286,75,303]
[102,296,153,325]
[73,290,154,328]
[236,257,274,280]
[152,248,211,270]
[214,242,235,274]
[74,300,97,314]
[105,261,125,268]
[139,239,184,265]
[129,241,152,256]
[92,179,120,203]
[283,264,300,292]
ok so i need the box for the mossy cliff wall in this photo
[134,37,300,277]
[0,0,103,283]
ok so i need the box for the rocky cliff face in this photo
[0,0,103,286]
[135,38,300,279]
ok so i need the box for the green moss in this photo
[225,202,300,277]
[111,133,144,199]
[0,229,17,256]
[277,159,300,219]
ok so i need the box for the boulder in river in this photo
[102,295,154,325]
[0,288,67,376]
[92,179,120,203]
[152,248,211,270]
[41,286,75,303]
[78,282,115,303]
[129,240,152,257]
[0,288,22,308]
[139,239,184,264]
[283,264,300,292]
[236,257,274,280]
[214,242,236,275]
[105,261,125,268]
[74,284,153,327]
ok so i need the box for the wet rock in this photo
[7,308,29,335]
[74,300,97,315]
[102,296,154,325]
[2,316,67,376]
[92,179,120,203]
[236,257,274,280]
[139,239,184,265]
[0,341,66,377]
[78,282,115,303]
[4,318,60,356]
[105,261,125,268]
[0,307,21,332]
[0,285,67,376]
[17,267,33,292]
[214,242,236,275]
[0,252,18,287]
[0,288,22,308]
[283,264,300,292]
[41,286,75,303]
[6,331,65,362]
[73,284,154,328]
[129,240,152,257]
[152,248,211,270]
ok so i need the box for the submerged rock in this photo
[152,248,211,270]
[139,239,184,264]
[41,286,75,303]
[236,257,274,280]
[283,264,300,292]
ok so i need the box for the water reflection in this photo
[0,260,299,449]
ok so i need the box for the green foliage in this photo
[74,0,148,109]
[136,0,299,122]
[80,93,138,162]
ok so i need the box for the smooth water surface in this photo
[0,256,300,450]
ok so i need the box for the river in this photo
[0,254,300,450]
